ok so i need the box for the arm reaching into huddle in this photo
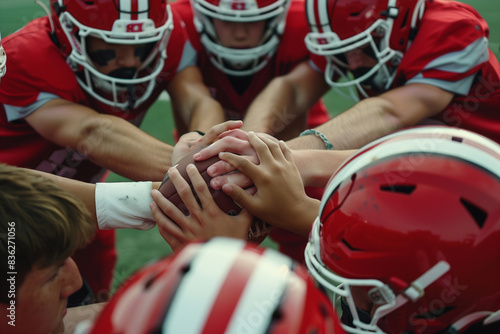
[219,132,320,237]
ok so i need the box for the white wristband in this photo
[96,182,155,230]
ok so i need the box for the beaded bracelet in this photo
[299,129,334,150]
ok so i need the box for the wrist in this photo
[291,150,310,186]
[192,130,206,136]
[299,129,333,150]
[95,182,155,230]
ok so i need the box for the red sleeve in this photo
[0,18,86,107]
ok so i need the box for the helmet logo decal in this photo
[126,22,144,32]
[317,37,329,45]
[230,2,247,10]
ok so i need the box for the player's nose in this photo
[345,49,367,70]
[116,45,141,68]
[60,257,83,299]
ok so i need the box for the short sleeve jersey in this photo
[0,11,191,181]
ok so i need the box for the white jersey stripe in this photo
[225,249,293,333]
[162,239,246,334]
[119,0,132,20]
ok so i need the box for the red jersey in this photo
[172,0,330,128]
[0,13,189,182]
[311,0,500,144]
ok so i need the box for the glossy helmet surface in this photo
[305,0,425,98]
[191,0,291,76]
[51,0,173,110]
[305,126,500,334]
[0,31,6,80]
[89,237,344,334]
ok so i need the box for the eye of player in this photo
[88,43,155,68]
[88,49,116,67]
[134,43,156,63]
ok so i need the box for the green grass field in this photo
[1,0,499,290]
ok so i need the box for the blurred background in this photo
[1,0,499,290]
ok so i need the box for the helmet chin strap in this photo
[447,308,500,332]
[484,309,500,325]
[35,0,61,47]
[372,261,451,323]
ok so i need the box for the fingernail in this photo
[211,179,220,189]
[193,153,201,160]
[207,165,215,175]
[222,184,232,194]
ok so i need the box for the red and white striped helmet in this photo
[88,237,344,333]
[305,0,425,98]
[51,0,173,109]
[305,126,500,334]
[191,0,291,76]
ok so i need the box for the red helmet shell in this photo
[308,126,500,334]
[308,0,424,52]
[89,238,345,334]
[51,0,170,55]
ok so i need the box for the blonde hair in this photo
[0,164,95,302]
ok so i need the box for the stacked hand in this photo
[152,122,319,250]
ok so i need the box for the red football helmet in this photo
[305,126,500,334]
[87,237,344,334]
[0,31,6,80]
[191,0,291,76]
[50,0,173,109]
[305,0,426,98]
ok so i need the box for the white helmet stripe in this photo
[306,0,331,33]
[162,239,246,333]
[119,0,132,20]
[119,0,151,20]
[225,249,293,333]
[138,0,149,20]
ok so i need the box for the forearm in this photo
[287,96,402,150]
[292,149,357,187]
[282,197,321,238]
[188,99,226,133]
[242,62,329,137]
[26,168,162,230]
[25,169,97,223]
[168,65,226,136]
[79,115,173,181]
[242,77,299,135]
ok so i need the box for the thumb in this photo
[222,183,254,209]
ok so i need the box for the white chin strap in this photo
[373,261,451,322]
[449,309,500,332]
